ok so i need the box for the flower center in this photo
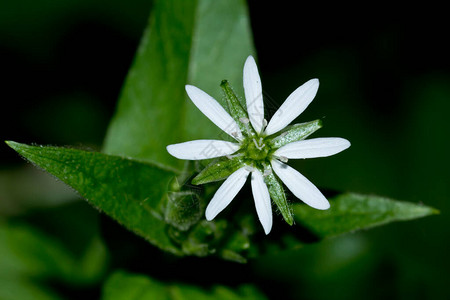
[245,136,269,161]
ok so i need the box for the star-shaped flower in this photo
[167,56,350,234]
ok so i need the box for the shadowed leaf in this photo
[292,193,439,239]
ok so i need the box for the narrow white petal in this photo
[265,79,319,135]
[244,56,264,133]
[271,159,330,210]
[205,167,250,220]
[251,170,272,234]
[185,85,243,140]
[274,138,351,159]
[167,140,240,160]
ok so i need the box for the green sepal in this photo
[192,156,246,185]
[220,80,256,137]
[268,119,322,149]
[262,163,293,225]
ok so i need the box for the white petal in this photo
[265,79,319,135]
[274,138,351,159]
[185,85,243,140]
[167,140,240,160]
[271,159,330,210]
[205,167,250,220]
[251,170,272,234]
[244,56,264,133]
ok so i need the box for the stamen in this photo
[258,119,268,135]
[239,117,250,124]
[242,121,255,137]
[245,165,255,172]
[252,138,264,150]
[262,118,268,128]
[278,156,288,163]
[263,168,272,177]
[252,138,259,148]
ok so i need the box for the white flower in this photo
[167,55,350,235]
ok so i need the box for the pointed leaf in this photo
[240,192,439,259]
[6,141,182,255]
[268,119,322,149]
[103,0,255,170]
[292,193,439,239]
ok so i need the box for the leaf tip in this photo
[5,140,21,151]
[191,175,201,185]
[430,207,441,215]
[317,119,323,128]
[283,211,294,226]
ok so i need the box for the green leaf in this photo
[5,141,262,261]
[101,270,268,300]
[5,141,252,261]
[5,141,182,255]
[192,156,246,185]
[240,193,439,259]
[103,0,255,170]
[268,119,322,149]
[292,193,439,239]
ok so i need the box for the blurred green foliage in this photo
[101,270,268,300]
[1,0,449,300]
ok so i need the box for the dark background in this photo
[1,1,449,299]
